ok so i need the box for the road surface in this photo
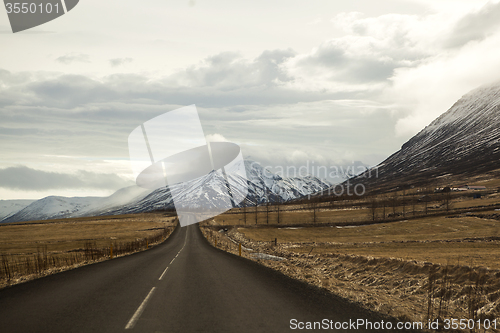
[0,224,404,332]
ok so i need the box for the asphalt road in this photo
[0,224,406,332]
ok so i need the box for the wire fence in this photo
[0,226,175,285]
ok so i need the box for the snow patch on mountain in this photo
[2,186,152,224]
[355,81,500,191]
[0,200,34,221]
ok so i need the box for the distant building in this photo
[434,187,451,193]
[452,187,468,191]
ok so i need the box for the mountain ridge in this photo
[351,81,500,192]
[1,160,330,223]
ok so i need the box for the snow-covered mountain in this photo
[244,160,332,201]
[1,160,330,223]
[3,196,104,223]
[106,160,330,216]
[2,185,151,224]
[352,81,500,191]
[0,200,34,221]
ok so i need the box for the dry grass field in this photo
[212,187,500,271]
[238,213,500,269]
[216,188,500,228]
[215,207,368,226]
[0,212,177,288]
[0,212,175,256]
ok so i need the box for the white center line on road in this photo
[158,227,188,280]
[125,287,156,330]
[126,227,190,329]
[159,267,169,281]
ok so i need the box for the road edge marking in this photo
[125,287,156,330]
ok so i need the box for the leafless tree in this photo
[266,188,270,224]
[276,195,281,224]
[391,193,398,217]
[412,191,416,216]
[243,199,247,225]
[309,197,318,223]
[402,189,406,218]
[444,190,452,212]
[381,196,386,220]
[329,193,336,209]
[255,200,258,224]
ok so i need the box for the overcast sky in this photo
[1,0,500,200]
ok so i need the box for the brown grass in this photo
[215,189,500,228]
[238,214,500,242]
[237,212,500,270]
[0,213,174,256]
[0,212,177,288]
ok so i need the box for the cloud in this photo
[383,1,500,139]
[446,1,500,48]
[331,12,364,31]
[287,37,397,84]
[0,166,134,191]
[206,133,228,142]
[283,12,441,93]
[1,49,366,110]
[3,0,500,193]
[0,28,430,185]
[55,53,91,64]
[294,2,500,141]
[168,49,296,90]
[199,99,398,179]
[109,57,133,67]
[26,74,117,107]
[388,35,500,138]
